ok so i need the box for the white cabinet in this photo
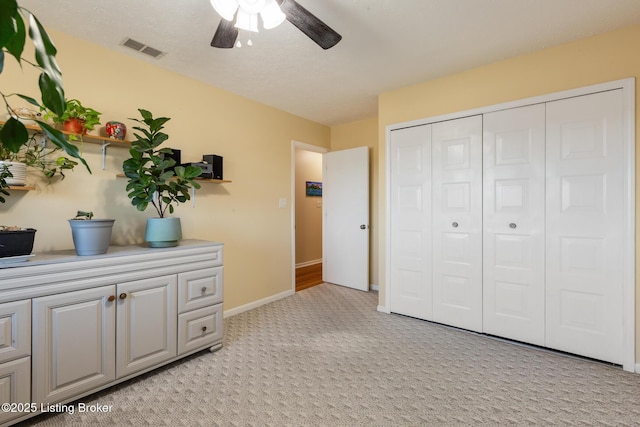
[0,240,223,426]
[32,286,116,404]
[116,276,177,378]
[0,301,31,425]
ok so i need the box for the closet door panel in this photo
[483,104,546,345]
[389,125,433,320]
[546,90,624,364]
[432,115,483,332]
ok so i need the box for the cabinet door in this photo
[178,304,223,355]
[0,357,31,425]
[32,286,116,404]
[432,115,483,332]
[0,300,30,363]
[116,275,177,378]
[178,267,223,313]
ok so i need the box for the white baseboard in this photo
[295,259,322,269]
[224,289,294,318]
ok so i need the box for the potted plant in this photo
[68,210,115,256]
[0,225,36,258]
[122,109,202,247]
[0,0,91,204]
[45,98,102,135]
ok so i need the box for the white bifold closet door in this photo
[389,125,433,320]
[482,104,546,345]
[545,90,624,364]
[431,115,483,332]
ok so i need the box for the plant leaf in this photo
[0,0,18,49]
[29,13,65,116]
[0,117,28,152]
[38,72,65,115]
[5,11,25,63]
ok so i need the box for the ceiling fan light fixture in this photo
[235,8,259,32]
[210,0,239,21]
[260,0,286,29]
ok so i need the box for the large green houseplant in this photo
[122,109,202,247]
[0,0,90,204]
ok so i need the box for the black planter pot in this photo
[0,228,36,258]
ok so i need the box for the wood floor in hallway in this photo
[295,263,323,292]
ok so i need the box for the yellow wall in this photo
[377,24,640,360]
[0,29,330,311]
[330,117,379,286]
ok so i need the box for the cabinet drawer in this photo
[0,356,31,425]
[178,304,223,355]
[178,267,223,313]
[0,300,30,364]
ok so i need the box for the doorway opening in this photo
[291,141,328,292]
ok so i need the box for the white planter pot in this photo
[0,161,27,186]
[68,219,115,256]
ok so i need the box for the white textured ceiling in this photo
[17,0,640,126]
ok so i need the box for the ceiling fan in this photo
[210,0,342,50]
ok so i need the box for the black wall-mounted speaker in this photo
[164,148,181,167]
[202,154,223,180]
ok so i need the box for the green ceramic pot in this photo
[145,217,182,248]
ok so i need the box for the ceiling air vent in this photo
[121,38,166,59]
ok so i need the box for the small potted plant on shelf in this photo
[45,98,102,135]
[68,210,115,256]
[0,0,91,204]
[122,109,202,248]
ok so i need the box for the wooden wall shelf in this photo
[115,174,231,184]
[8,185,35,191]
[0,121,131,146]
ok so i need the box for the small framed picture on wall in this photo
[306,181,322,197]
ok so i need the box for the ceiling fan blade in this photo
[211,19,238,48]
[278,0,341,49]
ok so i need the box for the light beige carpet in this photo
[26,283,640,426]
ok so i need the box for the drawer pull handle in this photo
[452,222,459,228]
[107,295,116,302]
[509,222,517,229]
[201,326,207,332]
[201,287,207,294]
[119,293,127,300]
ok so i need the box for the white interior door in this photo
[432,115,483,332]
[323,146,369,291]
[483,104,546,345]
[545,90,625,364]
[389,125,432,319]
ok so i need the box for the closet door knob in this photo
[360,224,366,230]
[119,293,127,300]
[509,223,517,229]
[107,295,116,302]
[452,222,459,228]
